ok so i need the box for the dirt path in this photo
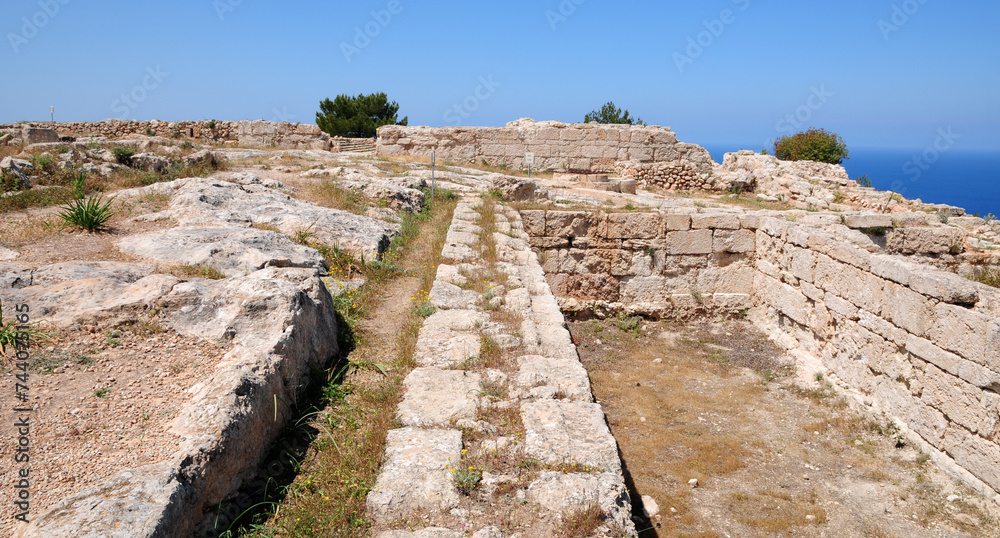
[570,318,1000,538]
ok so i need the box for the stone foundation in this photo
[521,207,1000,500]
[376,118,714,173]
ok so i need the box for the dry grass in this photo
[726,489,827,532]
[300,179,369,216]
[555,502,606,538]
[220,193,457,537]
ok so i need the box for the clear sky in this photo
[2,0,998,151]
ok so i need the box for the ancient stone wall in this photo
[521,208,1000,500]
[614,161,734,192]
[376,119,715,173]
[0,120,333,150]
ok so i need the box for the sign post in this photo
[431,149,436,200]
[50,106,54,123]
[524,152,535,178]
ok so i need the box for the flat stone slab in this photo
[414,327,480,368]
[441,242,479,262]
[398,368,481,427]
[0,247,17,261]
[378,528,502,538]
[515,355,593,402]
[367,428,462,522]
[141,178,399,258]
[521,400,622,473]
[118,226,324,277]
[423,308,488,332]
[430,280,480,310]
[526,471,635,533]
[535,324,579,361]
[445,229,479,246]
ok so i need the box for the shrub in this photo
[316,92,408,138]
[584,101,644,125]
[112,146,135,166]
[855,175,872,188]
[773,128,849,165]
[60,195,117,232]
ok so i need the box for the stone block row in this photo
[367,196,636,536]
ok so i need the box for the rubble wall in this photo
[376,120,715,173]
[521,208,1000,499]
[0,120,333,150]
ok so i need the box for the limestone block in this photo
[521,210,545,237]
[886,227,965,255]
[429,280,480,310]
[515,355,593,401]
[906,333,1000,389]
[695,265,755,294]
[529,236,569,249]
[869,255,911,286]
[882,281,935,337]
[366,428,462,521]
[662,214,691,231]
[929,304,989,364]
[824,292,859,321]
[667,229,713,255]
[548,273,619,302]
[526,472,634,533]
[600,213,661,239]
[942,424,1000,491]
[521,400,621,473]
[544,211,594,237]
[691,214,740,230]
[921,365,997,436]
[844,214,893,229]
[788,248,816,282]
[909,269,979,305]
[857,309,909,347]
[713,229,755,253]
[398,368,481,427]
[756,274,810,326]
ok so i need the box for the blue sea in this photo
[703,145,1000,218]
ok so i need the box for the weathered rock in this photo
[130,152,169,173]
[526,472,635,534]
[24,267,338,538]
[117,226,324,277]
[490,174,540,201]
[397,368,481,427]
[182,149,217,167]
[341,178,427,213]
[0,247,18,261]
[520,400,622,473]
[367,428,463,521]
[143,178,399,258]
[515,355,593,401]
[21,127,59,144]
[430,280,481,310]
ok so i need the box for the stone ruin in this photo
[3,118,1000,536]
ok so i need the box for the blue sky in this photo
[2,0,998,151]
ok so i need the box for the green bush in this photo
[316,92,408,138]
[112,147,135,166]
[584,101,644,125]
[773,128,849,165]
[60,195,117,232]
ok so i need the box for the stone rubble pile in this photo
[366,195,636,537]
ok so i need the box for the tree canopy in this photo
[773,128,849,165]
[584,101,645,125]
[316,93,408,138]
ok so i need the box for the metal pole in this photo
[431,149,436,201]
[50,106,54,123]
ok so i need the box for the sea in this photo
[703,145,1000,218]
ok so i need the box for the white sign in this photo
[524,152,535,165]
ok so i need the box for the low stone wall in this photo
[521,207,1000,500]
[522,209,755,319]
[1,120,332,150]
[366,197,636,536]
[615,161,733,192]
[376,118,715,173]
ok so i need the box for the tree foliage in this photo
[316,93,408,138]
[584,101,645,125]
[773,128,849,165]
